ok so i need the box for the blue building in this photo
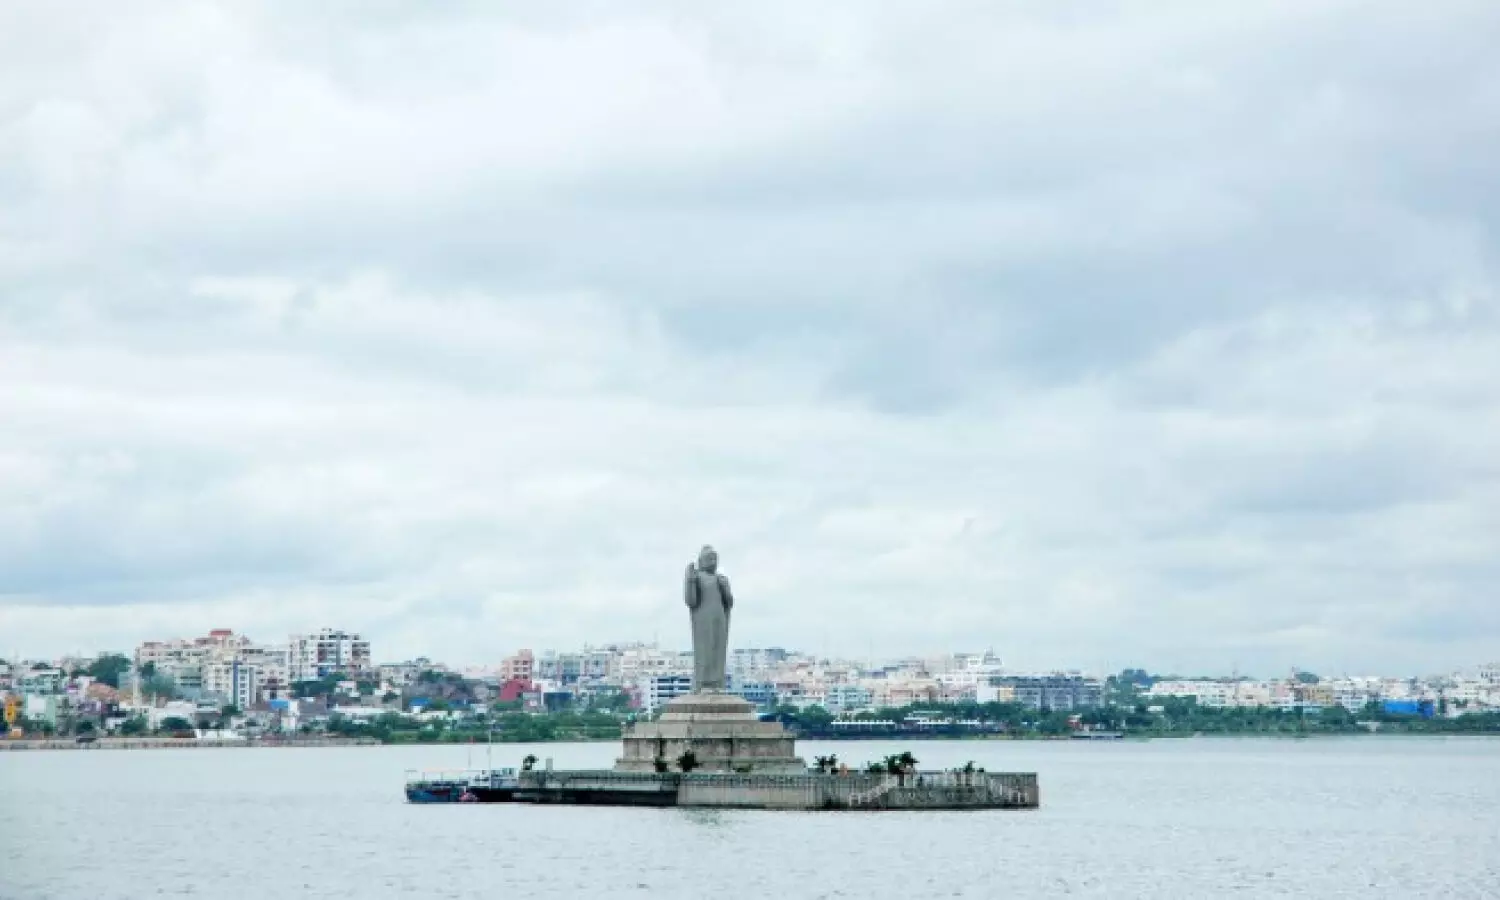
[728,678,778,710]
[1381,699,1435,719]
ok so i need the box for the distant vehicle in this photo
[75,734,98,744]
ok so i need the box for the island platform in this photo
[405,767,1039,810]
[402,546,1040,811]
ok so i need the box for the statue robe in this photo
[684,564,733,692]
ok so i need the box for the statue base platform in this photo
[614,692,806,774]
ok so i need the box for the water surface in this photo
[2,737,1497,898]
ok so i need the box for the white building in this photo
[1326,677,1384,711]
[730,648,790,680]
[1146,679,1274,708]
[378,659,436,688]
[643,674,692,715]
[617,646,690,684]
[824,684,873,714]
[17,666,67,695]
[134,630,291,705]
[288,629,371,682]
[202,660,263,710]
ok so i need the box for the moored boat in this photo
[404,768,519,803]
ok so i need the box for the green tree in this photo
[218,705,241,729]
[19,716,56,737]
[293,676,342,698]
[140,674,179,699]
[86,654,131,689]
[119,716,149,736]
[159,716,194,734]
[676,749,700,772]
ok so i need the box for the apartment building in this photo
[202,659,262,709]
[288,629,371,682]
[644,673,692,714]
[730,647,790,680]
[18,666,66,695]
[986,674,1102,711]
[824,683,873,714]
[500,649,535,683]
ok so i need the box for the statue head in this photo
[697,545,718,573]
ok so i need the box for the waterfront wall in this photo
[676,771,1039,810]
[516,769,1039,810]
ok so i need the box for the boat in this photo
[404,768,519,804]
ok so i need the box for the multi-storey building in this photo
[535,651,583,684]
[729,679,779,709]
[500,650,535,683]
[288,629,371,682]
[202,659,261,709]
[644,673,692,714]
[730,647,789,680]
[378,658,437,688]
[984,674,1102,711]
[616,646,691,684]
[824,683,873,714]
[1146,680,1239,707]
[133,629,291,705]
[17,666,66,695]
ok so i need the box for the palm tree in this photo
[676,749,700,773]
[883,750,919,784]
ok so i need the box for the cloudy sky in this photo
[2,2,1497,675]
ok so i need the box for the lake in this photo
[2,737,1497,898]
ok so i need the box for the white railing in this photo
[404,768,491,787]
[847,776,900,806]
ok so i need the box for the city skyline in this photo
[9,624,1497,684]
[8,627,1497,727]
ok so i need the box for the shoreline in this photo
[5,731,1496,751]
[0,737,383,751]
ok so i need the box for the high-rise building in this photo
[288,629,371,682]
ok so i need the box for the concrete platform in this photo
[505,769,1040,810]
[615,692,805,773]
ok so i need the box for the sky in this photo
[1,2,1498,676]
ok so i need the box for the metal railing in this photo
[405,768,516,788]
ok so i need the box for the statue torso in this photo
[695,570,723,606]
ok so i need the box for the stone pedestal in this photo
[615,693,805,774]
